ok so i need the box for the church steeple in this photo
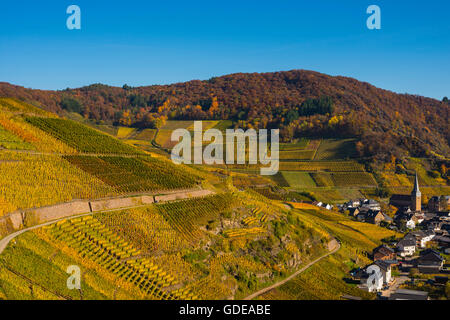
[412,172,421,195]
[411,172,421,211]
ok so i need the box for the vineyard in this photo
[46,216,198,299]
[133,128,157,141]
[0,114,76,153]
[64,155,199,192]
[281,171,317,188]
[0,123,34,150]
[95,206,190,252]
[155,129,178,149]
[0,152,116,214]
[279,139,309,151]
[223,227,266,238]
[279,161,365,172]
[310,172,335,187]
[0,98,54,117]
[279,150,315,160]
[116,127,136,139]
[1,96,438,302]
[330,172,377,187]
[313,139,357,160]
[258,205,399,300]
[155,193,235,242]
[26,117,142,154]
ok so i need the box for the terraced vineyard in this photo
[46,216,198,300]
[26,117,141,154]
[155,193,235,242]
[95,207,190,252]
[223,227,266,238]
[1,96,446,302]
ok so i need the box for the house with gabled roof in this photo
[396,237,416,257]
[365,210,385,225]
[373,245,396,261]
[417,249,444,274]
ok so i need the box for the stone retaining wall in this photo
[0,189,213,236]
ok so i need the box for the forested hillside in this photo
[1,70,448,160]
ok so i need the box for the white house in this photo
[416,231,435,248]
[364,261,393,292]
[397,237,416,257]
[406,218,416,230]
[375,260,392,285]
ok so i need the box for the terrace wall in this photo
[0,188,213,236]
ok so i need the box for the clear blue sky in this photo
[0,0,449,99]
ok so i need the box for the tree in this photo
[119,110,132,126]
[60,97,83,113]
[443,97,449,104]
[285,109,299,124]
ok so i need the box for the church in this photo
[390,173,422,211]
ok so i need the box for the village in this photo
[336,174,450,299]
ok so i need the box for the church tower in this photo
[411,172,421,212]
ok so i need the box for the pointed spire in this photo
[412,172,421,195]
